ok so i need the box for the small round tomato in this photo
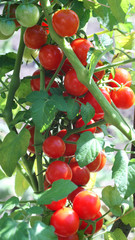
[95,151,106,172]
[45,197,67,211]
[31,69,59,94]
[23,47,39,63]
[52,9,79,37]
[110,86,135,109]
[79,211,103,234]
[15,4,40,27]
[108,68,132,88]
[86,152,101,172]
[67,186,85,203]
[59,58,72,75]
[57,129,80,157]
[57,233,79,240]
[93,60,105,82]
[45,160,72,184]
[71,38,94,66]
[50,207,80,237]
[64,69,88,96]
[73,190,101,219]
[0,19,16,36]
[42,136,66,159]
[39,45,63,70]
[69,162,90,186]
[0,29,13,40]
[75,117,96,133]
[25,125,35,153]
[24,25,47,49]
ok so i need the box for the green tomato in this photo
[15,4,40,27]
[0,29,13,40]
[23,46,39,63]
[0,19,16,36]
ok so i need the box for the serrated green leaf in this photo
[67,98,80,120]
[26,91,49,103]
[75,132,104,167]
[114,31,135,50]
[51,94,67,112]
[112,150,129,197]
[81,102,95,124]
[125,159,135,198]
[35,179,77,205]
[0,196,19,214]
[121,208,135,227]
[113,228,127,240]
[0,128,31,177]
[0,52,16,78]
[15,169,29,197]
[29,222,57,240]
[107,0,129,23]
[15,78,32,99]
[26,206,44,215]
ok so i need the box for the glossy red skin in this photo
[45,197,67,211]
[42,136,66,159]
[31,69,59,95]
[25,125,35,153]
[67,186,85,203]
[79,211,103,234]
[108,68,132,88]
[110,86,135,109]
[95,151,106,172]
[75,117,96,133]
[50,207,80,237]
[24,25,47,49]
[57,129,80,157]
[93,61,105,82]
[73,190,101,220]
[86,152,101,172]
[64,69,88,96]
[69,162,90,186]
[4,3,20,27]
[39,45,63,70]
[42,19,49,34]
[71,38,94,66]
[57,233,79,240]
[83,88,111,119]
[52,9,79,37]
[45,160,72,184]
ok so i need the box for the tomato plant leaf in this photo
[81,102,95,124]
[121,208,135,227]
[34,179,77,204]
[15,168,30,197]
[0,196,19,214]
[125,159,135,198]
[0,128,31,177]
[15,78,32,99]
[112,150,129,197]
[104,229,127,240]
[26,206,44,215]
[75,132,104,167]
[0,52,16,78]
[28,222,57,240]
[66,98,80,120]
[51,94,67,111]
[107,0,129,23]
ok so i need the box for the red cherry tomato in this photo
[71,38,94,66]
[110,86,135,109]
[57,233,79,240]
[79,211,103,234]
[59,58,72,75]
[52,9,79,37]
[31,69,59,95]
[108,68,132,88]
[67,186,85,203]
[42,136,66,159]
[93,60,105,82]
[64,69,88,96]
[45,197,67,211]
[39,45,63,70]
[24,25,47,49]
[57,129,80,157]
[50,207,80,237]
[69,162,90,186]
[86,152,101,172]
[45,160,72,184]
[25,125,35,153]
[75,117,96,134]
[73,190,101,219]
[95,151,106,172]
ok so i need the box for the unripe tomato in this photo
[0,29,13,40]
[67,186,85,203]
[64,69,88,96]
[25,125,35,153]
[86,152,101,172]
[69,162,90,186]
[0,19,16,36]
[73,190,101,219]
[24,25,47,49]
[57,233,79,240]
[45,197,67,211]
[30,69,59,95]
[93,60,105,82]
[108,68,132,87]
[52,9,79,37]
[23,47,39,63]
[50,207,80,237]
[75,117,96,133]
[45,160,72,184]
[71,38,94,66]
[39,45,63,70]
[15,4,40,27]
[42,136,66,159]
[110,86,135,109]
